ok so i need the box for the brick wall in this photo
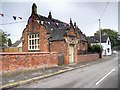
[51,41,69,64]
[0,52,58,73]
[77,54,99,64]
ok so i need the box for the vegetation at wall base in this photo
[88,44,103,58]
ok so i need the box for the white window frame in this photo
[28,34,40,50]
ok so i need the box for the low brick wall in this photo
[0,52,58,73]
[77,54,99,64]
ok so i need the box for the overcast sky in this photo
[0,0,119,43]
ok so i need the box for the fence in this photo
[3,47,22,52]
[0,52,58,73]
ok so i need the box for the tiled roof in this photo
[80,33,87,41]
[50,28,69,41]
[87,35,109,43]
[11,40,22,47]
[32,13,87,41]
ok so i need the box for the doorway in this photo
[69,44,75,64]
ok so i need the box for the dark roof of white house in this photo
[87,35,109,43]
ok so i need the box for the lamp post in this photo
[99,19,102,58]
[99,19,101,46]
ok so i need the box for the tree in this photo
[88,44,103,58]
[88,44,103,53]
[8,38,12,47]
[0,30,7,46]
[0,29,10,47]
[95,28,120,50]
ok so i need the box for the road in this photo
[16,54,118,88]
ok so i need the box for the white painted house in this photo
[87,35,112,56]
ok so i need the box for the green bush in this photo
[88,44,103,54]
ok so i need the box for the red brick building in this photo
[22,3,88,65]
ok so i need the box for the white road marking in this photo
[95,68,116,85]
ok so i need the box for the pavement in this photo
[0,54,117,89]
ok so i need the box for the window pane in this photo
[29,35,31,39]
[37,39,39,44]
[32,35,34,38]
[32,40,34,45]
[32,46,34,49]
[35,46,37,49]
[35,34,36,38]
[35,39,37,44]
[38,34,39,37]
[29,40,31,45]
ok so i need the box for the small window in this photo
[107,48,110,53]
[108,41,110,45]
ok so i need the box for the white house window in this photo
[28,34,39,50]
[108,41,110,45]
[107,48,110,53]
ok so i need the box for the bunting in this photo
[33,20,37,22]
[48,22,50,24]
[0,12,23,20]
[37,20,40,23]
[44,21,48,24]
[13,16,17,20]
[50,21,54,25]
[54,22,56,26]
[56,23,58,26]
[41,21,44,24]
[0,13,4,17]
[18,17,22,20]
[29,19,39,23]
[0,12,70,28]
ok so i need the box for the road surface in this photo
[16,54,118,88]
